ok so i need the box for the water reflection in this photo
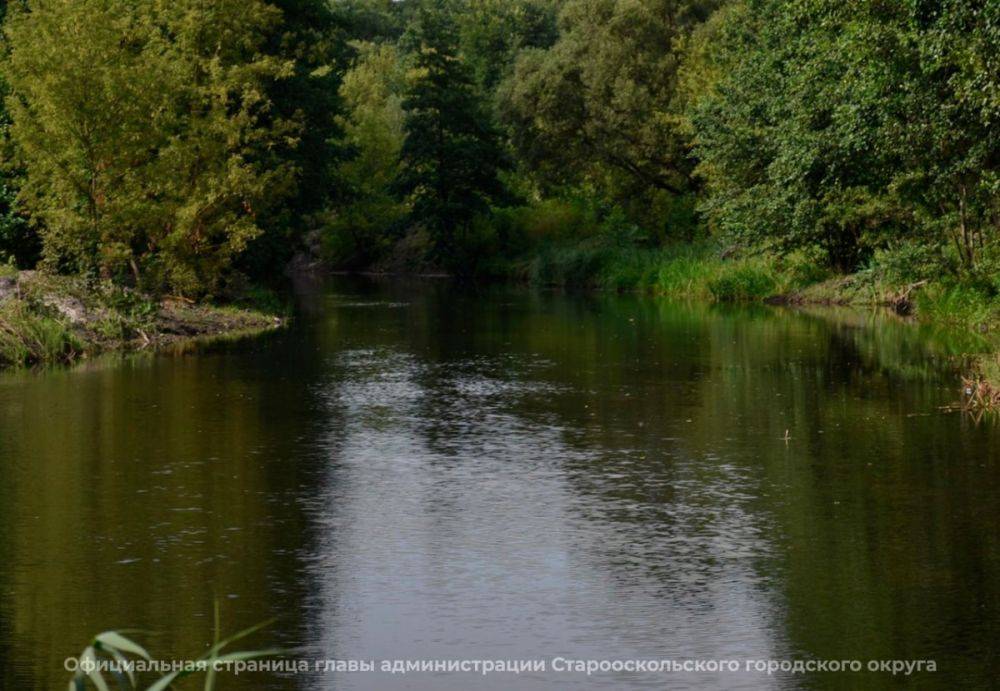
[0,277,997,689]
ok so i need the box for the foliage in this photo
[0,0,38,269]
[517,237,716,295]
[707,262,777,302]
[0,0,997,340]
[498,0,719,223]
[0,299,79,367]
[396,0,509,273]
[915,283,997,331]
[870,241,952,285]
[238,0,351,280]
[326,41,408,267]
[0,175,35,268]
[691,0,1000,273]
[456,0,560,91]
[68,616,282,691]
[3,0,298,296]
[337,0,413,43]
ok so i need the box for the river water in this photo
[0,277,997,690]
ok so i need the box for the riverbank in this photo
[0,269,285,370]
[505,241,993,319]
[490,239,1000,401]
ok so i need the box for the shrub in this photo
[871,242,952,285]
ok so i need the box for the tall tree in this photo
[498,0,720,236]
[328,41,408,266]
[456,0,560,92]
[240,0,350,279]
[0,0,38,268]
[691,0,1000,272]
[396,0,507,270]
[3,0,297,294]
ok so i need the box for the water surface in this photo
[1,278,997,689]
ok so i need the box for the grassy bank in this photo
[499,238,1000,401]
[509,238,999,327]
[0,269,285,370]
[504,239,827,302]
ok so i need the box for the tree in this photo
[497,0,719,238]
[888,0,1000,271]
[396,0,507,270]
[691,0,893,270]
[327,41,408,266]
[690,0,1000,272]
[0,124,36,269]
[336,0,413,44]
[240,0,351,280]
[3,0,298,295]
[456,0,560,92]
[498,0,717,196]
[0,0,38,268]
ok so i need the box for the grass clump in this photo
[653,246,721,298]
[0,300,80,366]
[707,261,778,301]
[915,283,997,331]
[518,238,719,295]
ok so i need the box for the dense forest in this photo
[0,0,998,316]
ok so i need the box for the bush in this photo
[598,248,659,291]
[871,242,952,285]
[780,248,834,289]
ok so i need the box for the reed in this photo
[68,606,283,691]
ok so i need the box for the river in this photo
[1,277,997,689]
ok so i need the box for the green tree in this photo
[336,0,413,43]
[691,0,882,269]
[456,0,560,92]
[3,0,297,295]
[691,0,1000,272]
[498,0,719,238]
[327,41,408,267]
[240,0,350,280]
[396,0,508,271]
[0,0,38,268]
[0,125,36,269]
[888,0,1000,271]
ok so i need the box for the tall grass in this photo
[916,283,997,331]
[0,300,80,366]
[517,239,789,303]
[707,262,778,301]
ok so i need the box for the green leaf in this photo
[104,646,137,688]
[96,631,152,662]
[145,670,182,691]
[80,647,111,691]
[212,648,286,664]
